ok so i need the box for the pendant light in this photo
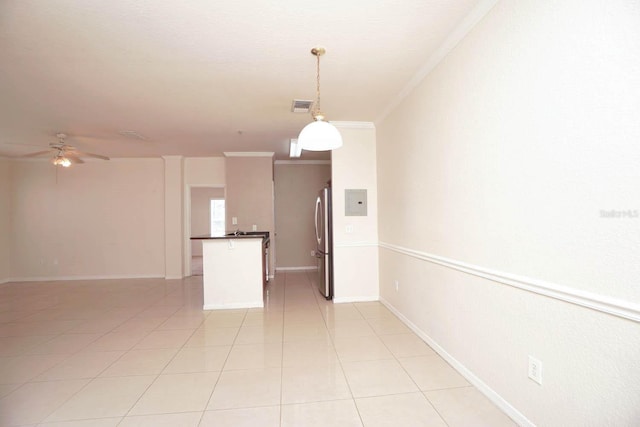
[297,47,343,151]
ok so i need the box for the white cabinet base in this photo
[202,238,264,310]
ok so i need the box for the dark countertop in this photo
[191,231,269,245]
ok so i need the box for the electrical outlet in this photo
[232,217,238,225]
[394,280,399,291]
[528,356,543,385]
[252,224,257,231]
[345,225,354,233]
[310,250,315,257]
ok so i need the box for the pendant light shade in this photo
[298,118,343,151]
[297,47,342,152]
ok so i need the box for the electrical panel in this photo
[345,189,367,216]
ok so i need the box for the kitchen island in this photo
[191,231,269,310]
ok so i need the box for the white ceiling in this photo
[0,0,480,160]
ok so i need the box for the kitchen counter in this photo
[191,231,270,310]
[191,230,269,242]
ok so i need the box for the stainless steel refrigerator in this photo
[314,185,333,299]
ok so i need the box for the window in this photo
[210,199,225,234]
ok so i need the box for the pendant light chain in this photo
[315,51,321,117]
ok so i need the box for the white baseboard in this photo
[8,274,163,282]
[333,296,380,304]
[0,278,9,285]
[380,297,534,427]
[164,275,184,280]
[203,301,264,310]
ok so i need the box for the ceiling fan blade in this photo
[21,150,52,158]
[65,154,85,164]
[67,150,110,160]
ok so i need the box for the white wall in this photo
[274,161,331,270]
[163,156,184,279]
[9,158,165,280]
[376,1,640,425]
[0,158,10,283]
[331,123,379,302]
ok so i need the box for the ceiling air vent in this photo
[291,99,314,113]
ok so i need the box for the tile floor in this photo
[0,272,516,426]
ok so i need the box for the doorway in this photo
[186,186,225,276]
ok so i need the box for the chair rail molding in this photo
[379,241,640,323]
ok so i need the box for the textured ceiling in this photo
[0,0,480,160]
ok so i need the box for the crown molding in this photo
[376,0,499,123]
[274,160,331,165]
[223,152,274,157]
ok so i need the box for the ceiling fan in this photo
[21,133,110,167]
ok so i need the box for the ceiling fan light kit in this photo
[297,47,343,152]
[21,133,110,168]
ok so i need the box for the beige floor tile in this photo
[333,335,394,362]
[356,392,447,427]
[0,382,20,398]
[207,368,281,410]
[283,310,325,324]
[223,342,282,370]
[38,418,122,427]
[82,331,147,352]
[0,320,81,337]
[133,329,194,349]
[111,316,168,333]
[23,333,102,355]
[0,273,515,427]
[99,348,177,377]
[200,406,280,427]
[163,345,231,373]
[136,306,180,319]
[283,321,331,342]
[184,327,239,347]
[281,399,363,427]
[282,363,352,404]
[0,310,35,323]
[282,340,339,367]
[156,314,207,330]
[235,324,283,344]
[399,354,469,391]
[378,333,436,358]
[66,318,126,334]
[203,310,247,328]
[366,316,411,335]
[129,372,219,415]
[354,302,394,319]
[0,353,68,384]
[242,311,284,327]
[45,375,156,422]
[35,351,124,380]
[341,359,419,398]
[0,379,89,425]
[320,303,364,322]
[119,411,202,427]
[328,319,377,340]
[425,387,517,427]
[0,334,56,356]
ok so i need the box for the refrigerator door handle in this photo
[314,196,322,246]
